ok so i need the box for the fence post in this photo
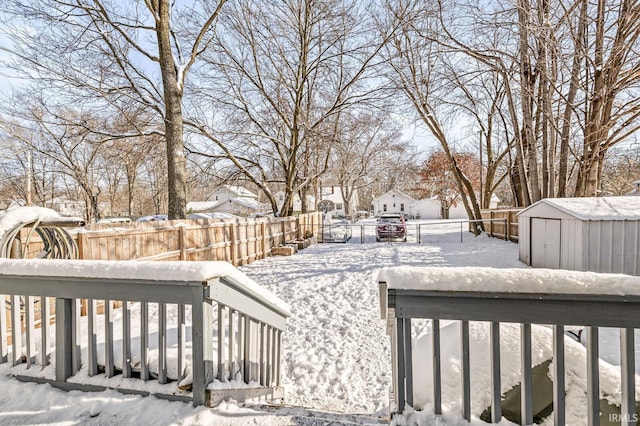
[229,223,237,266]
[77,232,88,260]
[504,218,508,241]
[507,211,513,241]
[261,221,267,259]
[490,211,494,237]
[179,226,187,261]
[296,216,301,240]
[281,219,287,245]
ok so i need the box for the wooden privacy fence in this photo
[73,213,322,264]
[0,259,290,407]
[479,209,521,242]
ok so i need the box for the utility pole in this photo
[26,149,32,205]
[479,130,483,209]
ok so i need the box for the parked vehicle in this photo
[187,212,241,221]
[135,214,168,222]
[376,214,407,242]
[96,217,131,224]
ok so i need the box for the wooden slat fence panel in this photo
[64,213,322,265]
[480,209,521,242]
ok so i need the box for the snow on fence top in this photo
[0,258,291,314]
[379,266,640,296]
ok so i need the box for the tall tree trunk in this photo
[517,0,542,203]
[558,0,587,197]
[156,0,187,219]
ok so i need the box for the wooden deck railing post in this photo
[192,284,214,407]
[55,297,73,382]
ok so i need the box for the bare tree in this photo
[1,0,226,218]
[385,0,485,232]
[330,110,409,215]
[186,0,388,216]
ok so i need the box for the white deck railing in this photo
[379,266,640,425]
[0,259,290,407]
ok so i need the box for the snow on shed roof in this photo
[520,196,640,220]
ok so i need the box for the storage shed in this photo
[518,196,640,275]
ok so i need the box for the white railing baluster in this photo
[587,327,600,426]
[229,309,235,379]
[553,325,565,426]
[158,302,167,384]
[620,327,635,423]
[432,319,442,415]
[266,325,272,387]
[395,319,406,413]
[40,296,50,366]
[217,303,225,382]
[178,303,185,382]
[140,302,149,381]
[25,296,35,367]
[461,320,471,421]
[521,323,533,425]
[404,319,413,408]
[243,316,251,384]
[260,322,265,385]
[87,299,97,376]
[0,296,7,364]
[122,300,131,378]
[72,299,81,374]
[491,322,501,423]
[276,329,282,387]
[105,300,114,377]
[238,312,244,380]
[11,295,21,366]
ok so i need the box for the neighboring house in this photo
[318,186,358,217]
[208,185,258,204]
[410,197,441,219]
[188,185,265,216]
[410,194,501,220]
[274,191,316,213]
[46,197,86,218]
[372,189,415,217]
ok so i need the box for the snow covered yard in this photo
[0,222,526,424]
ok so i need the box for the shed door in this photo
[531,218,561,268]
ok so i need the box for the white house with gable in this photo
[188,185,265,216]
[318,186,358,217]
[372,190,415,217]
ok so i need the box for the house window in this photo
[401,203,405,212]
[383,204,387,212]
[336,203,343,210]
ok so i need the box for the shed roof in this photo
[520,196,640,220]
